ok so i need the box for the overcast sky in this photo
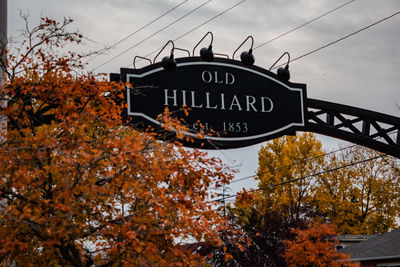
[6,0,400,197]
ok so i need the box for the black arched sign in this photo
[115,57,306,148]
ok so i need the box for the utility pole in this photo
[0,0,6,51]
[0,5,6,263]
[0,0,7,143]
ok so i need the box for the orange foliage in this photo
[283,223,359,267]
[0,16,232,266]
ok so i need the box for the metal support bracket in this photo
[305,98,400,158]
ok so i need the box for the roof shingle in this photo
[339,229,400,260]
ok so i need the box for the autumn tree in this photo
[207,191,316,266]
[256,132,325,218]
[256,133,400,234]
[0,16,232,266]
[314,146,400,234]
[283,223,359,267]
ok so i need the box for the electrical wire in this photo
[254,0,355,50]
[215,128,399,188]
[96,0,398,71]
[272,10,400,69]
[214,154,385,202]
[210,143,358,190]
[175,0,245,43]
[381,155,400,175]
[133,0,347,67]
[86,0,189,63]
[126,0,246,68]
[93,0,212,71]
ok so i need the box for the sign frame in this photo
[117,57,307,149]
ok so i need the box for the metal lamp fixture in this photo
[154,40,177,71]
[269,52,290,81]
[193,31,214,62]
[232,36,255,66]
[133,56,152,69]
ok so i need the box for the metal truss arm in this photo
[306,98,400,158]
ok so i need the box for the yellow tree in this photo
[256,133,400,234]
[0,16,232,266]
[314,146,400,234]
[256,132,325,217]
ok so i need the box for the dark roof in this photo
[339,229,400,261]
[337,234,378,242]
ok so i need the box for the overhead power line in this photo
[130,0,246,67]
[87,0,189,63]
[120,0,355,69]
[210,143,358,190]
[134,0,348,67]
[93,0,212,71]
[217,129,399,188]
[254,0,355,50]
[214,154,385,202]
[174,0,245,43]
[273,10,400,69]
